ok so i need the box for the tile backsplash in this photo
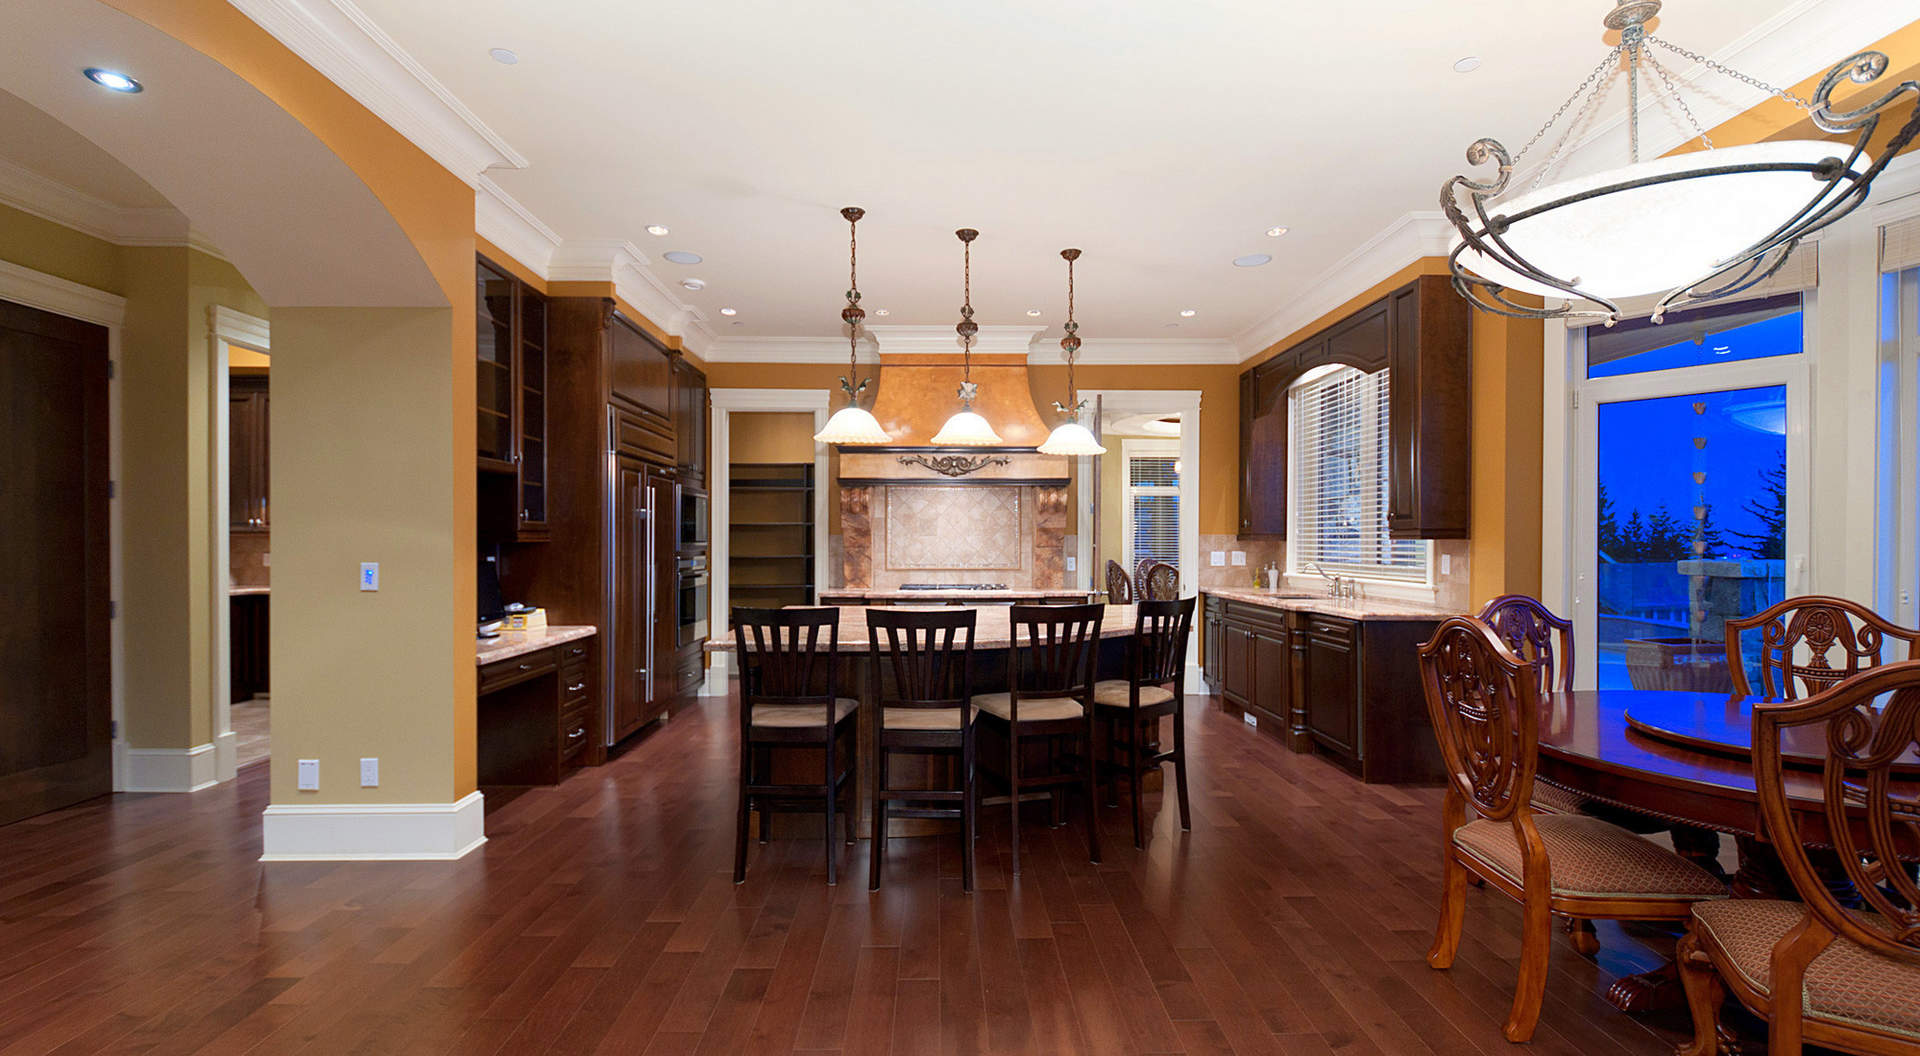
[230,531,271,588]
[840,484,1067,589]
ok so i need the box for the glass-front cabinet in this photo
[475,256,549,541]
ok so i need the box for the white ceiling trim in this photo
[227,0,527,186]
[475,174,560,275]
[0,154,233,258]
[1029,338,1240,366]
[704,328,1237,365]
[546,238,717,357]
[0,256,126,327]
[865,324,1044,356]
[1232,211,1453,360]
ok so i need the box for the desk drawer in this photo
[560,714,594,761]
[480,648,557,693]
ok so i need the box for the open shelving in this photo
[729,462,815,613]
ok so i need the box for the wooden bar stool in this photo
[733,606,858,886]
[972,602,1104,875]
[867,608,978,892]
[1093,597,1194,849]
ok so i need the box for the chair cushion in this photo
[881,706,972,731]
[1693,898,1920,1041]
[1452,813,1727,901]
[971,692,1084,723]
[1530,781,1592,815]
[750,697,858,728]
[1092,679,1175,709]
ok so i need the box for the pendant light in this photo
[1444,0,1920,325]
[812,206,892,445]
[930,228,1004,446]
[1037,248,1106,457]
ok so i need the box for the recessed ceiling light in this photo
[1453,55,1482,73]
[645,224,669,237]
[662,250,702,265]
[719,307,737,316]
[489,48,519,65]
[680,278,705,291]
[1233,253,1273,268]
[1026,309,1042,317]
[1179,308,1197,317]
[83,68,142,93]
[1266,226,1289,238]
[1163,322,1181,328]
[874,308,890,316]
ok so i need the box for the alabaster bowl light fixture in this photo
[812,206,892,445]
[930,227,1005,446]
[1037,247,1106,457]
[1444,0,1920,324]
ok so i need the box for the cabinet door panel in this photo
[1252,630,1289,726]
[646,471,677,724]
[610,316,673,421]
[1221,626,1252,705]
[611,459,649,742]
[1326,300,1389,373]
[1306,622,1359,757]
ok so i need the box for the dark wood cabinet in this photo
[229,375,269,532]
[478,634,600,784]
[671,357,707,484]
[1236,274,1469,539]
[1303,616,1360,764]
[611,314,674,424]
[475,256,549,542]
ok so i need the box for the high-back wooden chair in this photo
[1104,559,1134,604]
[971,602,1104,875]
[1477,593,1575,695]
[1141,561,1180,602]
[1093,597,1195,848]
[1679,660,1920,1056]
[732,607,859,885]
[1420,616,1725,1042]
[1725,595,1920,699]
[867,607,977,892]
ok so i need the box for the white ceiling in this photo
[315,1,1911,341]
[0,89,172,209]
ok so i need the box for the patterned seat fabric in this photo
[1092,680,1175,708]
[881,707,973,730]
[1452,813,1726,900]
[971,693,1084,722]
[750,697,858,728]
[1529,781,1592,815]
[1693,898,1920,1041]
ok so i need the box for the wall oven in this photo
[678,485,709,551]
[676,553,710,649]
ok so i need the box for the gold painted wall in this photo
[730,411,817,464]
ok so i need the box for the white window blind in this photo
[1287,366,1430,583]
[1123,444,1180,577]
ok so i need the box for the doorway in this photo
[211,308,272,775]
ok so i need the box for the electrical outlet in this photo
[1243,711,1258,728]
[1230,551,1246,566]
[1065,556,1076,572]
[1210,551,1226,566]
[359,757,379,787]
[297,758,319,791]
[1440,553,1451,575]
[359,562,379,591]
[261,552,270,567]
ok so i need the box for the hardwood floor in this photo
[0,693,1727,1055]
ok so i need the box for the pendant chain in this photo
[847,212,859,376]
[1064,255,1077,407]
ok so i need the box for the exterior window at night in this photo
[1586,292,1803,379]
[1287,365,1429,584]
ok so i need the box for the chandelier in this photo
[1444,0,1920,325]
[1037,248,1107,457]
[812,206,892,445]
[929,228,1005,446]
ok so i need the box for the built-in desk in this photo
[476,626,599,784]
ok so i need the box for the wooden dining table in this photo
[1533,687,1920,1012]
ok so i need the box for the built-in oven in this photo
[677,485,709,551]
[676,553,710,649]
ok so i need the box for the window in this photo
[1121,439,1180,578]
[1286,365,1429,583]
[1586,292,1803,379]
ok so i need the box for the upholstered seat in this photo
[1692,898,1920,1041]
[1529,780,1592,815]
[749,697,858,728]
[971,693,1083,723]
[1092,679,1175,708]
[881,706,973,731]
[1453,813,1727,901]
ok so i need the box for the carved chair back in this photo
[1142,562,1180,602]
[868,607,975,722]
[1007,603,1104,710]
[1725,595,1920,699]
[1418,616,1543,826]
[1751,660,1920,972]
[1127,598,1195,689]
[733,606,839,732]
[1477,594,1575,695]
[1105,560,1135,604]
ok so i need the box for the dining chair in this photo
[867,607,977,892]
[733,606,859,886]
[972,602,1104,875]
[1104,559,1135,604]
[1093,597,1195,848]
[1678,660,1920,1056]
[1141,561,1180,602]
[1420,616,1727,1042]
[1475,595,1591,815]
[1724,595,1920,699]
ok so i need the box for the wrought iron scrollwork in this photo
[896,453,1010,478]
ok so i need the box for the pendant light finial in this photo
[814,205,891,445]
[932,227,1004,446]
[1039,247,1107,457]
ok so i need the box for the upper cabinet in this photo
[475,255,549,541]
[230,375,269,533]
[1237,274,1471,540]
[671,356,708,484]
[610,314,674,424]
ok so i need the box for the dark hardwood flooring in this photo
[0,694,1744,1055]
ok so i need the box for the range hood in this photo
[836,325,1071,486]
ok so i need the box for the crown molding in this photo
[0,154,236,260]
[865,324,1045,356]
[228,0,527,187]
[1232,211,1453,360]
[545,238,716,356]
[474,175,560,277]
[1028,337,1240,366]
[705,328,1238,365]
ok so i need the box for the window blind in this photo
[1288,366,1429,583]
[1883,213,1920,274]
[1125,452,1180,575]
[1567,241,1819,328]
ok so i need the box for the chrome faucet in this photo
[1307,561,1360,600]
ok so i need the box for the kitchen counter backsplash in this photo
[231,531,270,589]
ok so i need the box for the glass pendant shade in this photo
[812,404,890,445]
[930,410,1003,446]
[1037,420,1106,456]
[1452,141,1861,302]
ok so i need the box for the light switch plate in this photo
[359,757,379,787]
[359,562,379,591]
[1440,553,1451,575]
[1230,551,1247,566]
[296,759,319,791]
[1064,556,1076,572]
[261,552,270,567]
[1209,551,1226,567]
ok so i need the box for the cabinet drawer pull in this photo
[567,727,587,742]
[518,662,534,671]
[568,646,586,656]
[567,681,586,693]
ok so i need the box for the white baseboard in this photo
[215,730,238,783]
[260,791,486,861]
[122,742,219,792]
[700,653,732,696]
[1184,661,1206,695]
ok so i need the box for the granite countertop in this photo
[823,587,1101,601]
[709,603,1140,653]
[1203,587,1458,621]
[228,585,270,597]
[475,625,597,665]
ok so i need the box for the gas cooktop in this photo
[897,583,1009,591]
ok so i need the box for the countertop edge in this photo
[476,625,598,665]
[1201,588,1458,621]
